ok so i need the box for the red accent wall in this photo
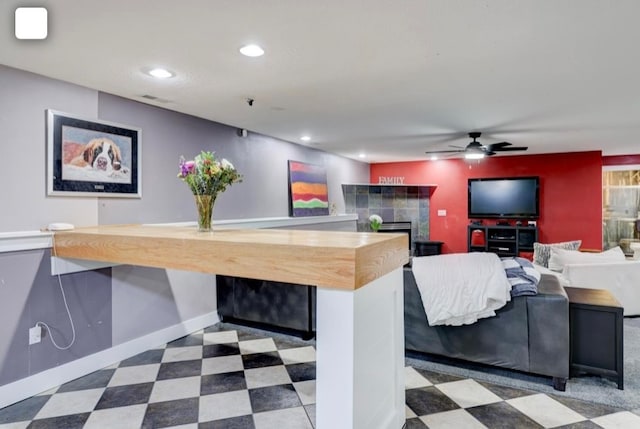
[371,152,603,253]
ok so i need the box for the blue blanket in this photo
[501,257,540,297]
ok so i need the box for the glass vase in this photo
[194,194,215,232]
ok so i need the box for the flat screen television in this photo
[468,176,539,219]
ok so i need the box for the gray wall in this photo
[0,65,369,388]
[0,250,111,385]
[0,65,99,231]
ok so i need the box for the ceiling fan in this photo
[425,132,528,159]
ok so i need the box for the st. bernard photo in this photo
[61,128,132,184]
[47,109,141,197]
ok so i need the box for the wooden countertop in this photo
[52,225,409,290]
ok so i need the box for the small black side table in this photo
[565,287,624,389]
[413,239,443,257]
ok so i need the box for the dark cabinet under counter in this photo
[216,275,315,339]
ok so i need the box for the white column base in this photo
[316,268,405,429]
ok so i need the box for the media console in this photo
[468,224,538,258]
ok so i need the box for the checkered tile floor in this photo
[1,323,640,429]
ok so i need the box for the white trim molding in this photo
[147,213,358,230]
[0,230,53,253]
[2,215,358,255]
[3,215,359,275]
[0,230,121,274]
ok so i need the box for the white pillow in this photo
[533,240,582,268]
[548,246,626,272]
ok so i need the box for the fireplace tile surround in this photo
[342,184,432,251]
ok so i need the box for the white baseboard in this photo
[0,311,220,409]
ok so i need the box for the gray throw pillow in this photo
[533,240,582,268]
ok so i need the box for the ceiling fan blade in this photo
[427,131,527,157]
[424,149,466,154]
[487,142,513,150]
[491,146,528,152]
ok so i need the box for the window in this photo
[602,166,640,254]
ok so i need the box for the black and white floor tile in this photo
[1,323,639,429]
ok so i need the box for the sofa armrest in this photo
[526,274,570,379]
[533,263,571,287]
[563,261,640,315]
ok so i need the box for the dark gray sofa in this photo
[404,268,570,390]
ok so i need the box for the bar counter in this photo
[53,224,409,429]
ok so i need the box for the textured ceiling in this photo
[2,0,639,162]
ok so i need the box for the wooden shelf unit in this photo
[468,224,538,258]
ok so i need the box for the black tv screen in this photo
[468,176,539,219]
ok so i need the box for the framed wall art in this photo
[288,160,329,217]
[46,109,141,198]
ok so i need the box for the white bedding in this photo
[411,253,512,326]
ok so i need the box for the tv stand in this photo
[468,224,538,258]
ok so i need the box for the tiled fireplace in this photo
[342,184,432,252]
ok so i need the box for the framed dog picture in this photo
[47,110,141,197]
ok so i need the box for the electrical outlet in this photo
[29,325,41,345]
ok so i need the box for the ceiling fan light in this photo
[465,152,485,160]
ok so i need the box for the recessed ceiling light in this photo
[147,68,174,79]
[239,44,264,57]
[300,135,311,142]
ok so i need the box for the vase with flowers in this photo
[178,151,242,232]
[369,214,383,232]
